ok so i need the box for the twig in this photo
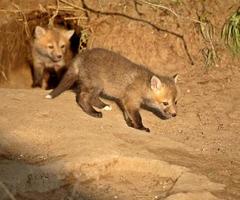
[47,5,79,11]
[158,172,183,200]
[59,0,86,11]
[1,71,8,81]
[138,0,178,17]
[49,0,60,27]
[0,182,16,200]
[38,3,48,13]
[11,3,31,39]
[134,1,145,16]
[64,16,88,20]
[137,0,205,25]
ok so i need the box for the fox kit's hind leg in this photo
[90,89,111,110]
[76,87,103,118]
[81,87,111,111]
[120,98,150,132]
[91,97,110,110]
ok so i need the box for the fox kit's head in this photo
[148,74,180,119]
[33,26,74,62]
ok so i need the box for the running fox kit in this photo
[31,26,74,89]
[46,48,180,132]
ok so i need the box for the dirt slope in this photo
[0,0,240,199]
[0,65,240,199]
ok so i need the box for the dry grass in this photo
[0,20,28,85]
[198,14,218,68]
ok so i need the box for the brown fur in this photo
[47,48,180,132]
[31,26,74,89]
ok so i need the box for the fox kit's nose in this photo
[57,54,62,59]
[172,113,177,117]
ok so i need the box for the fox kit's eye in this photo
[163,102,169,106]
[48,45,54,49]
[175,101,178,105]
[60,44,65,49]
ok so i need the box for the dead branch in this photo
[80,0,194,65]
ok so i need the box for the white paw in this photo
[103,105,112,111]
[45,94,52,99]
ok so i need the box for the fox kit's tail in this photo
[45,66,78,99]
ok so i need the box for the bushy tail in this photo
[45,66,78,99]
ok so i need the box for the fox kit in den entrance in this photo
[46,48,180,132]
[31,26,74,89]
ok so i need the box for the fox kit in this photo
[46,48,180,132]
[31,26,74,89]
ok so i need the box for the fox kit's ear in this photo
[151,76,162,91]
[63,30,75,40]
[173,73,179,83]
[35,26,46,39]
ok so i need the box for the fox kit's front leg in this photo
[32,62,44,88]
[128,109,150,132]
[121,98,150,132]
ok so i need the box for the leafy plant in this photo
[222,9,240,54]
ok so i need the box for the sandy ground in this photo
[0,65,240,200]
[0,1,240,199]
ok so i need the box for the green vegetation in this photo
[222,9,240,54]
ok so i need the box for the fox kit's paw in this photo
[131,126,150,133]
[141,127,150,133]
[45,94,53,99]
[103,105,112,111]
[90,111,102,118]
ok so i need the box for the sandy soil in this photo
[0,0,240,199]
[1,64,240,199]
